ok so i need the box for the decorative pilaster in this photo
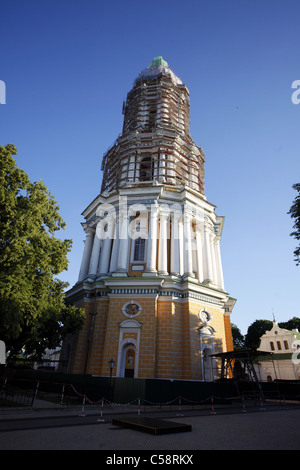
[215,238,225,290]
[210,232,218,286]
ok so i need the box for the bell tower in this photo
[101,56,204,194]
[64,57,236,381]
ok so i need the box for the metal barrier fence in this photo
[1,375,299,414]
[0,378,35,407]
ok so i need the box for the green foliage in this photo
[278,316,300,331]
[0,144,85,357]
[244,319,273,352]
[288,183,300,265]
[231,323,245,351]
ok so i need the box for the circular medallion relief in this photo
[199,309,211,324]
[122,301,142,318]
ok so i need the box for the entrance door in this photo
[124,347,135,378]
[203,347,213,381]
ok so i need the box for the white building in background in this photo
[254,321,300,381]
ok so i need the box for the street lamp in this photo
[109,358,115,385]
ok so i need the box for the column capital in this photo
[84,227,95,236]
[171,210,182,222]
[119,212,129,220]
[159,208,170,218]
[150,209,159,218]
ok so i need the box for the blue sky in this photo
[1,0,300,334]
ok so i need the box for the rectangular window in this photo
[270,342,275,351]
[133,238,146,261]
[284,340,289,350]
[277,341,282,350]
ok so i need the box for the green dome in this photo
[148,56,169,68]
[134,56,182,86]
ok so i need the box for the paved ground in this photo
[0,399,300,452]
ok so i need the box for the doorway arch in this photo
[116,318,141,378]
[198,325,215,382]
[118,341,138,378]
[122,344,136,378]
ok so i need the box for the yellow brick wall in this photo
[67,300,92,374]
[224,314,234,351]
[156,298,177,379]
[67,293,233,381]
[99,297,158,379]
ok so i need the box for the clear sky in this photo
[1,0,299,335]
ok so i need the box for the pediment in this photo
[119,319,142,329]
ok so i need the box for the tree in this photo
[288,183,300,265]
[231,323,245,351]
[244,320,273,352]
[0,144,85,358]
[278,317,300,331]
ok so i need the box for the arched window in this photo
[140,156,153,181]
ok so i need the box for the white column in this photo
[215,238,225,290]
[109,218,119,272]
[98,236,112,275]
[98,217,115,275]
[170,212,180,276]
[183,212,193,277]
[203,225,213,283]
[158,210,169,275]
[117,214,129,273]
[179,218,184,275]
[88,222,103,277]
[196,228,204,283]
[78,229,94,281]
[191,224,197,274]
[145,208,158,273]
